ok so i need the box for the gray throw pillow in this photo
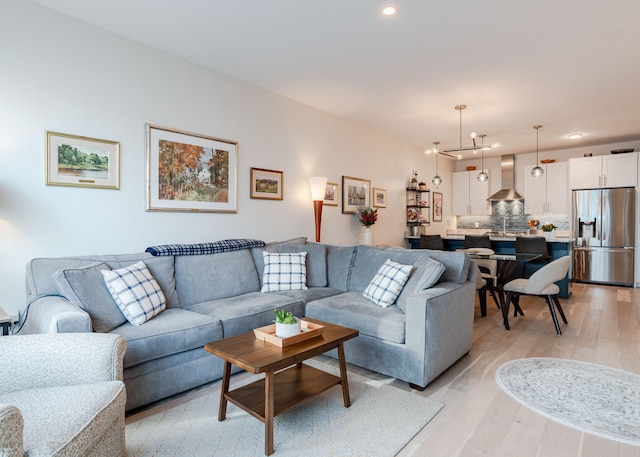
[281,243,328,287]
[396,256,446,312]
[52,262,126,332]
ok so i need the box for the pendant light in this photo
[531,125,544,178]
[442,105,493,155]
[432,141,442,187]
[477,134,489,182]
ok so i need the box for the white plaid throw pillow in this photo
[102,261,166,325]
[261,252,308,292]
[363,259,412,307]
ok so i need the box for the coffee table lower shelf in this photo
[226,363,341,420]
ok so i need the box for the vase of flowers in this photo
[541,222,557,240]
[356,206,378,246]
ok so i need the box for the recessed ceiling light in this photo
[568,133,583,139]
[382,6,396,16]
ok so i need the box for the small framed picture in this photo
[46,131,120,189]
[373,188,387,208]
[146,124,238,213]
[250,167,283,200]
[433,192,443,222]
[342,176,371,214]
[324,182,338,206]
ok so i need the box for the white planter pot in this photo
[275,320,301,338]
[542,231,556,240]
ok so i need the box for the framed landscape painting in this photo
[250,167,283,200]
[146,124,238,213]
[373,187,386,208]
[324,182,338,206]
[342,176,370,214]
[46,131,120,189]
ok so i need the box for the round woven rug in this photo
[496,358,640,447]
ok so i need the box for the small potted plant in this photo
[274,309,301,338]
[541,222,557,240]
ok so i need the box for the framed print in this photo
[146,124,237,213]
[373,187,387,208]
[46,131,119,189]
[250,167,283,200]
[342,176,370,214]
[324,181,338,206]
[433,191,443,222]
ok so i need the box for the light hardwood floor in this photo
[395,282,640,457]
[127,282,640,456]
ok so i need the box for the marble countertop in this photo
[405,234,573,243]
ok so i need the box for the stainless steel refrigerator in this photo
[572,187,635,286]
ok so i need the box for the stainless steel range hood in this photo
[487,154,523,201]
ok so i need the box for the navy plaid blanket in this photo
[145,239,265,256]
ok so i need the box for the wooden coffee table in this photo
[204,318,358,455]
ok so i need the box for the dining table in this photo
[466,252,541,330]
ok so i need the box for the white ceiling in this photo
[32,0,640,157]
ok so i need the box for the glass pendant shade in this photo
[432,175,442,187]
[477,170,488,182]
[532,125,544,178]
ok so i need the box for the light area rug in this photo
[126,363,443,457]
[496,357,640,447]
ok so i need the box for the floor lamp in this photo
[309,176,328,242]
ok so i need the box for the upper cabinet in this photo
[524,162,569,214]
[570,153,638,189]
[452,170,490,215]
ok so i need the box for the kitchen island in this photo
[406,235,571,298]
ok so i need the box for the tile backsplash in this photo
[456,201,570,232]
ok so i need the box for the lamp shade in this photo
[309,176,328,201]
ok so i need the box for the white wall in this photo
[0,0,450,316]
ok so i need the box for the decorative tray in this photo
[254,320,324,347]
[540,159,555,164]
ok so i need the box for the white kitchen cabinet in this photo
[524,162,569,214]
[452,170,490,215]
[570,153,637,189]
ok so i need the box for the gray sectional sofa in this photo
[19,239,477,411]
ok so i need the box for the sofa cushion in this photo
[102,261,166,326]
[186,292,304,338]
[175,249,261,306]
[273,287,344,305]
[305,292,406,344]
[261,252,308,292]
[52,262,127,333]
[326,244,356,291]
[110,308,222,368]
[362,259,412,308]
[26,253,179,307]
[280,243,327,287]
[396,256,446,313]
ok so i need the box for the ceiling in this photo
[32,0,640,157]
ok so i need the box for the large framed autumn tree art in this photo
[146,124,238,213]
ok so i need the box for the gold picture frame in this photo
[373,187,387,208]
[46,131,120,189]
[250,167,284,200]
[342,176,371,214]
[324,181,338,206]
[146,124,238,213]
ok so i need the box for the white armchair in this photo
[0,333,126,456]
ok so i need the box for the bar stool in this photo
[420,234,444,250]
[463,236,500,310]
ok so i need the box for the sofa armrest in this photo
[0,404,23,456]
[0,333,126,394]
[403,281,475,385]
[16,296,92,335]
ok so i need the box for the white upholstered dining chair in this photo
[503,256,570,335]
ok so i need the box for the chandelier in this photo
[441,105,492,156]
